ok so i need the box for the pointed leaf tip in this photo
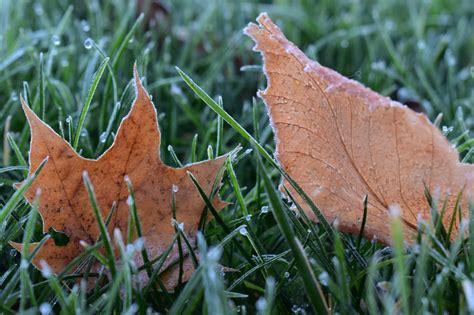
[19,94,36,122]
[133,63,146,96]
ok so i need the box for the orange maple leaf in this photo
[11,66,227,289]
[245,13,473,242]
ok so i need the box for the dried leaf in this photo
[10,65,227,289]
[245,13,473,242]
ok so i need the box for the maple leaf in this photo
[245,13,474,243]
[10,65,227,289]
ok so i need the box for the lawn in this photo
[0,0,473,314]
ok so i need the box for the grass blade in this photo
[73,57,109,150]
[257,153,328,313]
[0,157,47,224]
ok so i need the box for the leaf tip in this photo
[133,63,146,97]
[19,94,37,124]
[8,241,23,252]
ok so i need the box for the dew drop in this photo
[51,35,61,46]
[9,249,17,257]
[371,60,386,71]
[172,184,179,193]
[445,49,456,67]
[416,40,426,51]
[239,227,248,236]
[256,297,267,311]
[80,20,90,32]
[133,238,144,251]
[20,259,28,269]
[126,195,133,206]
[65,116,72,123]
[10,92,18,101]
[284,271,290,278]
[319,271,329,286]
[99,132,107,143]
[60,59,69,67]
[245,214,252,221]
[40,260,52,278]
[291,305,301,313]
[39,302,52,315]
[442,125,453,135]
[84,38,93,50]
[260,206,269,214]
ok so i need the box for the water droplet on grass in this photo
[40,260,53,278]
[84,38,93,49]
[239,227,248,235]
[416,40,426,50]
[80,20,90,32]
[133,238,144,251]
[10,92,18,101]
[442,125,453,135]
[260,206,269,213]
[99,132,107,143]
[371,60,386,71]
[20,259,28,269]
[256,297,267,311]
[319,271,329,286]
[51,35,60,46]
[39,303,52,315]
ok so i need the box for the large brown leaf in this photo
[245,13,473,243]
[11,66,227,289]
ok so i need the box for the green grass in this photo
[0,0,473,313]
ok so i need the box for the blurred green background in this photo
[0,0,473,313]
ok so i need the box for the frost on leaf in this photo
[245,13,473,243]
[10,65,227,289]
